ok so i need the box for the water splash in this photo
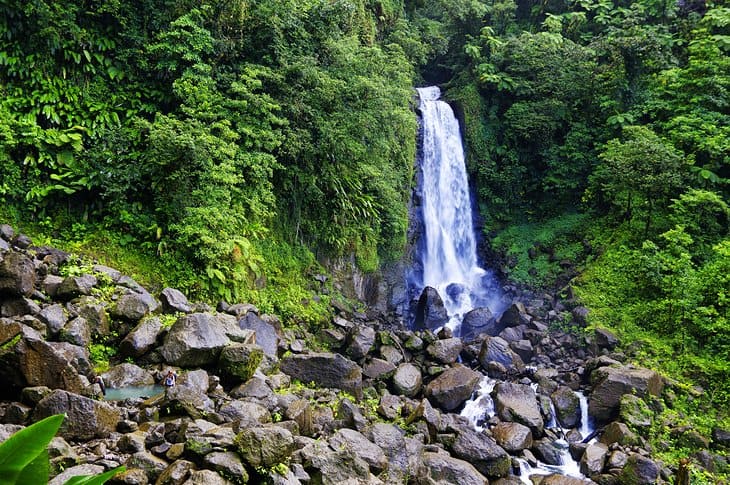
[414,86,500,333]
[460,376,496,430]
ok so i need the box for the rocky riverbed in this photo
[0,223,726,484]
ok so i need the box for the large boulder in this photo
[239,312,279,357]
[492,422,533,452]
[0,322,85,394]
[425,364,481,412]
[346,325,376,361]
[498,302,526,327]
[160,313,244,367]
[478,336,525,373]
[218,343,264,382]
[589,365,664,422]
[580,442,608,476]
[551,386,581,429]
[461,307,502,340]
[32,390,120,440]
[160,287,192,314]
[74,298,110,338]
[426,337,463,364]
[329,428,388,474]
[235,424,295,468]
[38,304,67,337]
[493,382,544,436]
[618,453,659,484]
[450,426,511,478]
[112,292,156,321]
[0,252,36,297]
[59,317,91,347]
[298,439,373,483]
[119,316,163,358]
[413,286,448,331]
[392,363,422,398]
[56,275,97,301]
[421,451,490,485]
[101,363,155,388]
[279,352,362,397]
[366,423,409,478]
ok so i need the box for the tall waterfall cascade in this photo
[413,86,500,332]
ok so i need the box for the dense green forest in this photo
[1,0,728,471]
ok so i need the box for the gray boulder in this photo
[38,304,67,337]
[74,298,110,338]
[101,363,155,388]
[619,394,653,429]
[580,441,608,476]
[125,451,169,481]
[218,343,264,382]
[1,297,40,317]
[239,311,279,357]
[425,364,481,412]
[421,451,490,485]
[0,252,36,297]
[59,317,91,347]
[160,313,234,366]
[498,302,526,327]
[478,336,525,373]
[56,275,97,300]
[413,286,448,331]
[532,439,564,466]
[363,358,396,380]
[183,469,235,485]
[330,428,388,474]
[492,422,533,452]
[347,325,376,361]
[493,382,544,436]
[279,352,362,397]
[49,464,105,485]
[220,400,272,427]
[32,389,120,440]
[0,323,85,393]
[461,307,502,340]
[451,426,511,478]
[551,386,581,429]
[119,316,163,358]
[235,425,295,468]
[366,423,409,478]
[392,363,422,398]
[599,421,640,447]
[204,451,248,484]
[618,453,659,484]
[161,287,193,314]
[298,439,373,483]
[426,337,463,364]
[589,365,664,422]
[113,291,156,321]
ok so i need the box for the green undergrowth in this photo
[574,223,729,469]
[0,208,338,331]
[489,212,590,288]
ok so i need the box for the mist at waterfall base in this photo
[407,86,503,334]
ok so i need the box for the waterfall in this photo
[413,86,499,333]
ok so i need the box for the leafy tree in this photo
[589,125,687,235]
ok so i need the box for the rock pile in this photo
[0,224,725,484]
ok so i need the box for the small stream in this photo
[461,380,595,483]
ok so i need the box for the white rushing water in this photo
[416,86,497,333]
[460,376,496,431]
[460,383,595,483]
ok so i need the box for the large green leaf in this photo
[63,466,127,485]
[0,413,64,484]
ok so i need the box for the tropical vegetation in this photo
[1,0,728,475]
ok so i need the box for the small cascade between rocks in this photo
[408,86,502,334]
[460,387,596,483]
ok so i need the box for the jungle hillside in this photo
[1,0,728,474]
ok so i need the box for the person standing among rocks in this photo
[162,370,177,387]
